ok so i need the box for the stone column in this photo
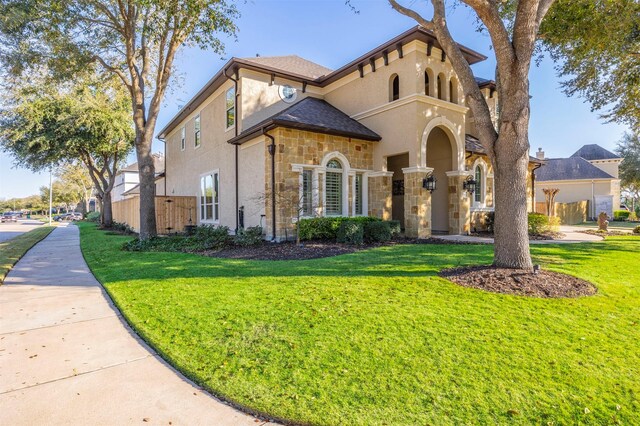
[446,171,471,235]
[403,167,434,238]
[367,171,393,220]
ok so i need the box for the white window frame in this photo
[199,170,220,224]
[180,126,185,151]
[225,87,235,131]
[194,115,201,149]
[471,158,488,209]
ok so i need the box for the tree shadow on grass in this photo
[81,223,640,287]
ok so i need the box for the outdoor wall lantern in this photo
[463,175,477,195]
[422,174,437,193]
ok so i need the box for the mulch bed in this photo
[439,266,597,298]
[202,237,476,261]
[579,229,636,237]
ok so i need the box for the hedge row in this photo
[299,216,400,244]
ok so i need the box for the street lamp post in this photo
[48,167,53,226]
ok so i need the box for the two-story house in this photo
[157,26,540,240]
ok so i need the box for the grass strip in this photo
[0,227,54,284]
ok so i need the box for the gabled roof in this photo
[465,134,542,163]
[157,26,489,139]
[242,55,332,79]
[571,144,621,161]
[228,97,381,145]
[536,157,614,181]
[474,77,495,90]
[117,154,165,175]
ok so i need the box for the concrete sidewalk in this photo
[0,224,269,425]
[436,225,603,244]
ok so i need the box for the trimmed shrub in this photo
[299,216,380,241]
[86,211,100,222]
[629,211,638,222]
[484,211,495,233]
[528,213,550,235]
[634,225,640,234]
[364,221,392,243]
[548,216,561,232]
[189,225,232,250]
[337,221,364,245]
[235,226,263,246]
[388,220,402,236]
[613,210,631,221]
[123,225,231,253]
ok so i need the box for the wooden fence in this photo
[535,200,589,225]
[112,196,197,234]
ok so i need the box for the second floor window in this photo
[425,72,430,96]
[180,126,185,151]
[226,87,235,129]
[390,75,400,102]
[194,115,201,148]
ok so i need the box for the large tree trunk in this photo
[136,132,157,240]
[102,191,113,227]
[493,153,533,268]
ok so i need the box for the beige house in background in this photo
[534,144,622,219]
[112,153,166,202]
[157,26,540,240]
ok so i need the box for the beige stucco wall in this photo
[588,160,620,179]
[535,179,620,217]
[239,69,318,130]
[238,138,266,228]
[163,79,238,229]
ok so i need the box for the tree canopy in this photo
[616,132,640,210]
[0,0,240,238]
[541,0,640,131]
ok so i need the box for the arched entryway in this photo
[426,127,453,234]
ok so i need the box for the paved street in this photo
[0,224,269,425]
[0,220,46,243]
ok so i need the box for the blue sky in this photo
[0,0,628,199]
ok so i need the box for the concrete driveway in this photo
[0,224,272,425]
[0,220,46,243]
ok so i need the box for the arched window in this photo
[437,74,444,100]
[390,74,400,102]
[325,159,343,215]
[424,71,430,96]
[449,77,459,104]
[474,165,483,203]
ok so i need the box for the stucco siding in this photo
[238,138,266,228]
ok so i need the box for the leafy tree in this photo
[0,0,239,239]
[388,0,556,269]
[617,132,640,211]
[56,162,94,215]
[540,0,640,132]
[0,75,133,226]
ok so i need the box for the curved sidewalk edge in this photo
[0,224,273,426]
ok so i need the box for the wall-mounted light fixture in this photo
[422,173,437,193]
[463,175,477,195]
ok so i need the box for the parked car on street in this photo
[1,212,19,222]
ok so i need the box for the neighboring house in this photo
[534,144,622,219]
[157,26,541,240]
[112,154,166,202]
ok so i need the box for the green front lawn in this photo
[1,226,54,284]
[78,222,640,425]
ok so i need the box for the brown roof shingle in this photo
[242,55,332,80]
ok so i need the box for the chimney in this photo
[536,147,545,160]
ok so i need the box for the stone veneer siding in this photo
[403,171,432,238]
[264,128,377,240]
